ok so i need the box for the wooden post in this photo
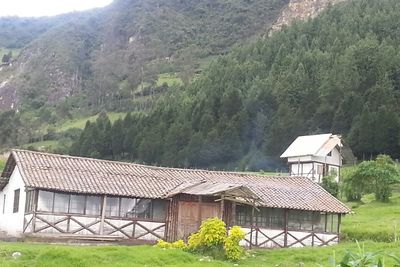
[250,205,255,249]
[197,196,202,228]
[231,202,236,226]
[337,214,342,242]
[284,209,288,247]
[32,189,39,233]
[311,212,315,247]
[220,195,225,220]
[99,195,107,235]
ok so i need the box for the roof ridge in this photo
[11,149,294,179]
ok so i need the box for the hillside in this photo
[70,0,400,170]
[0,0,290,112]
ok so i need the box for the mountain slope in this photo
[70,0,400,170]
[0,0,290,112]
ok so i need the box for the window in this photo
[288,210,313,231]
[86,196,102,216]
[313,212,326,232]
[105,197,120,217]
[327,151,332,157]
[236,206,285,229]
[53,193,70,213]
[13,189,20,213]
[25,190,35,213]
[2,194,5,214]
[152,199,167,220]
[34,190,167,221]
[69,194,85,214]
[127,199,152,219]
[37,191,54,212]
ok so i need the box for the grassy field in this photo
[1,241,400,267]
[156,73,183,87]
[56,112,126,132]
[342,194,400,242]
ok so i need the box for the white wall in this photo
[0,166,26,237]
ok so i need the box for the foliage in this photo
[155,240,172,249]
[71,0,400,170]
[171,240,187,249]
[322,171,339,197]
[224,226,245,261]
[197,218,227,248]
[326,242,384,267]
[187,218,245,261]
[343,155,400,202]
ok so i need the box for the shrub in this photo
[224,226,246,261]
[321,171,339,197]
[187,232,202,251]
[198,217,227,248]
[171,240,186,249]
[155,239,172,249]
[342,155,400,202]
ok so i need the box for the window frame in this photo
[13,189,20,213]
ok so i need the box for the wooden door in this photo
[177,201,220,240]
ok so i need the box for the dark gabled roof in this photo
[1,149,351,214]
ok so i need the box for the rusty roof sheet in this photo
[3,149,351,214]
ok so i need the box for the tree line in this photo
[70,0,400,170]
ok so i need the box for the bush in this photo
[155,240,172,249]
[321,171,339,197]
[171,240,186,249]
[224,226,245,261]
[198,217,227,248]
[342,155,400,202]
[156,218,246,262]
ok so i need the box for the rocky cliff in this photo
[271,0,346,32]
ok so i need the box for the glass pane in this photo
[152,199,167,220]
[53,193,69,213]
[235,205,252,227]
[105,197,120,217]
[120,198,136,217]
[326,214,333,232]
[128,199,151,219]
[37,191,54,212]
[69,194,85,214]
[269,208,284,228]
[86,196,101,216]
[313,212,326,232]
[25,191,32,213]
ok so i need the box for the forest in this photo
[69,0,400,170]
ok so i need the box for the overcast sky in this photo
[0,0,114,17]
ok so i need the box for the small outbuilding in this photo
[280,133,343,182]
[0,150,350,248]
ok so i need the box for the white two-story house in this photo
[280,134,342,182]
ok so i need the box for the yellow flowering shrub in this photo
[224,226,246,261]
[172,239,187,249]
[155,239,171,249]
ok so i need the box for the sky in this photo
[0,0,114,17]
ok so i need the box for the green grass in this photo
[56,112,126,132]
[1,241,400,267]
[156,73,183,87]
[341,194,400,242]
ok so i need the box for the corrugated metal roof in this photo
[1,149,351,214]
[280,133,341,158]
